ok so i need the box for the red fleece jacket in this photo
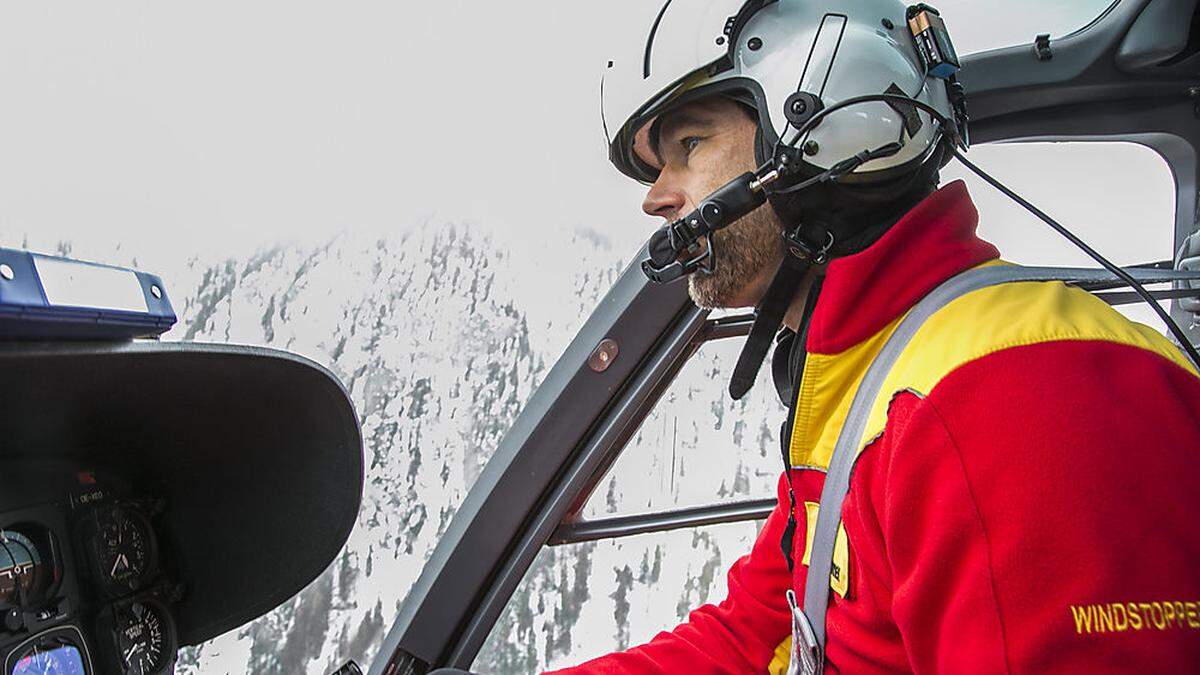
[549,181,1200,673]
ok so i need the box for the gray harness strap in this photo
[794,265,1200,673]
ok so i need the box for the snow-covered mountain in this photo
[153,224,783,674]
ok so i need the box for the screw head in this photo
[803,140,820,156]
[715,36,726,46]
[588,338,620,373]
[747,37,763,51]
[4,608,22,632]
[0,264,14,281]
[791,99,808,115]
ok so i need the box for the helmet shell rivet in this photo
[747,37,763,51]
[716,36,726,46]
[803,140,820,156]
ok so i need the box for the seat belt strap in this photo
[793,265,1200,674]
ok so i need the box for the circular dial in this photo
[112,601,172,675]
[9,631,88,675]
[0,530,50,607]
[93,508,152,591]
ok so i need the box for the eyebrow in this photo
[648,110,715,165]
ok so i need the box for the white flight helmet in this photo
[602,0,958,185]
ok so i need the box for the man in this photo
[550,0,1200,672]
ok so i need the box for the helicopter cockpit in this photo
[0,250,361,675]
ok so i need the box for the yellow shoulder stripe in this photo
[859,275,1197,456]
[789,263,1197,469]
[788,321,899,469]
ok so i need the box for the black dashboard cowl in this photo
[0,341,363,646]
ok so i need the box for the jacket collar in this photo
[805,180,999,355]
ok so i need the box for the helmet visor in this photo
[601,0,749,182]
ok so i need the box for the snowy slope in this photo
[109,223,784,674]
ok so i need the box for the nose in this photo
[642,175,687,221]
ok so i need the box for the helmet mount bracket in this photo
[783,91,825,129]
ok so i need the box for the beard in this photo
[687,203,784,309]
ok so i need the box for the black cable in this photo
[692,88,1198,370]
[769,166,838,195]
[769,90,1199,367]
[952,149,1200,370]
[766,92,951,197]
[770,141,906,194]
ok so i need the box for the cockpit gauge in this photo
[0,530,51,608]
[4,626,91,675]
[82,507,156,596]
[106,600,174,675]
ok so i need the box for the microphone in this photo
[640,171,766,283]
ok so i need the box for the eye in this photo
[680,136,703,156]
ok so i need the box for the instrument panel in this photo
[0,468,179,675]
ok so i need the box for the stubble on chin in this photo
[687,205,784,309]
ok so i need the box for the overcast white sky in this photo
[0,0,1166,287]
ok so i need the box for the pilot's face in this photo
[634,96,784,309]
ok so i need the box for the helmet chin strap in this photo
[727,172,937,400]
[728,221,831,399]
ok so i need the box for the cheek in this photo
[698,137,758,188]
[690,158,750,204]
[725,130,760,172]
[676,174,715,211]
